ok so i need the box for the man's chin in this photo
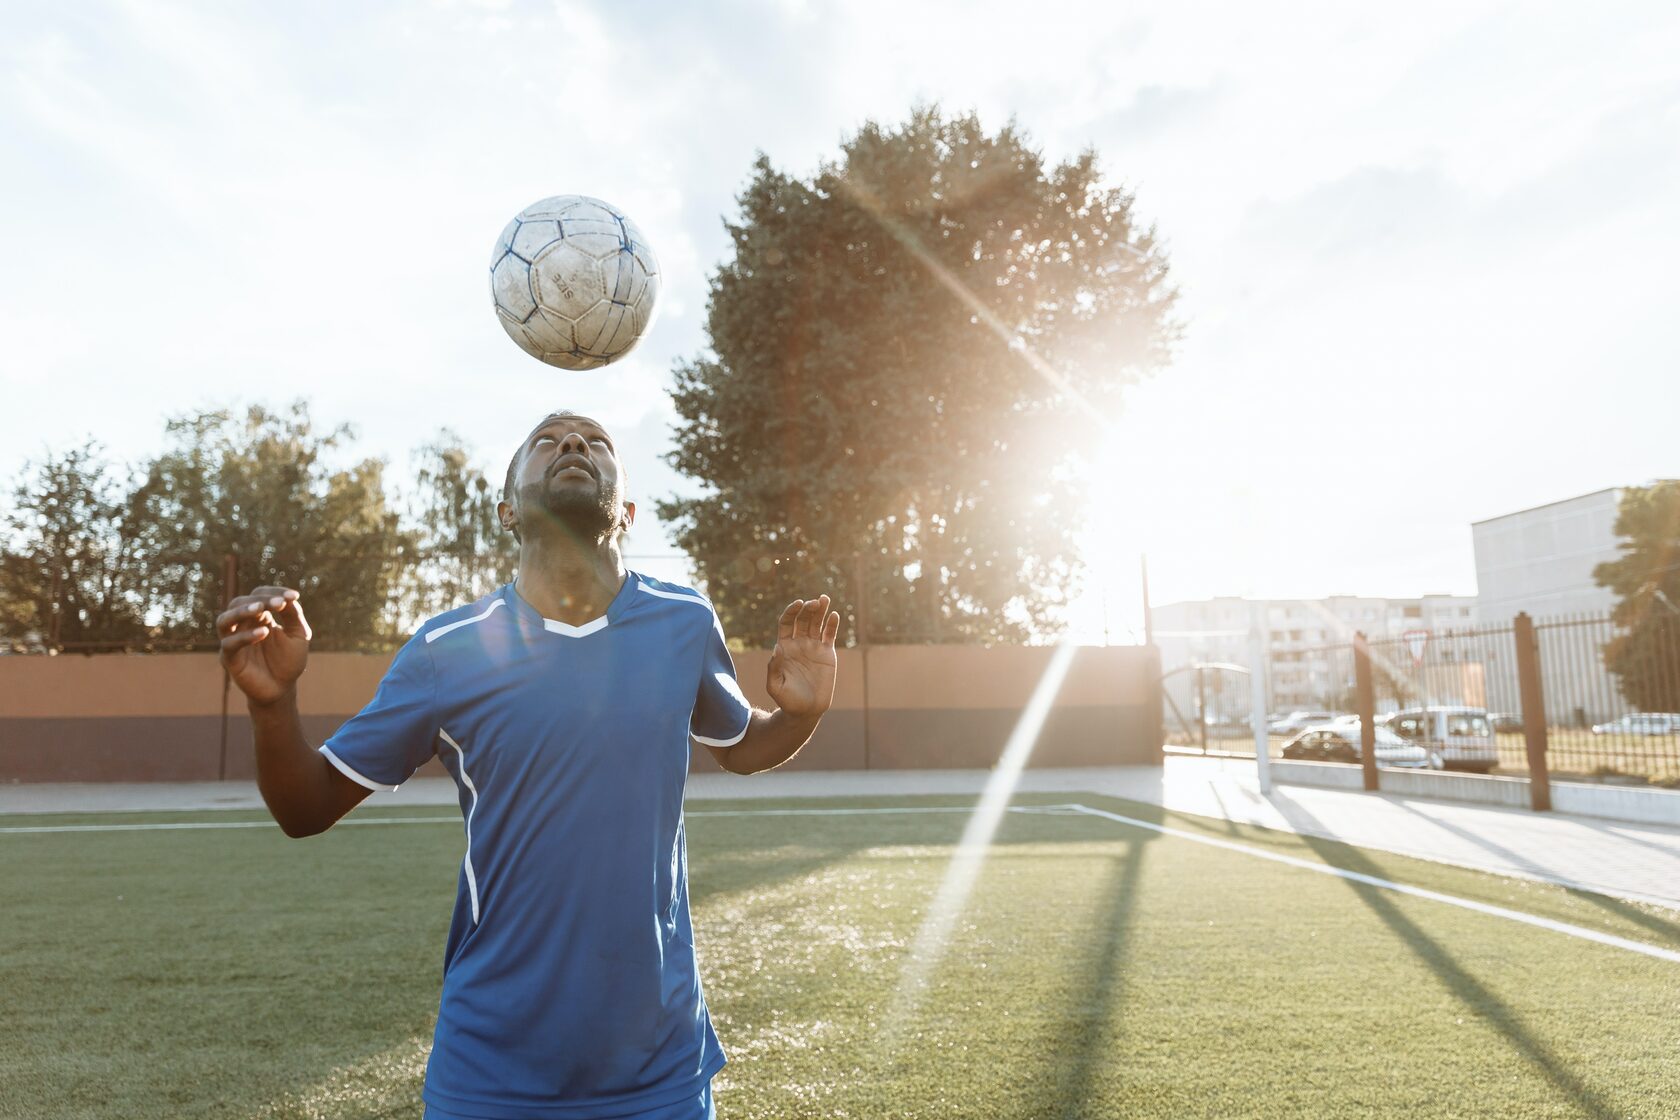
[538,492,616,539]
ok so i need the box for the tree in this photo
[399,431,518,626]
[1595,480,1680,712]
[132,403,412,651]
[661,107,1178,646]
[0,442,152,649]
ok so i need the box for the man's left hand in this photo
[766,595,840,717]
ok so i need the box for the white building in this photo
[1472,488,1628,723]
[1151,594,1477,729]
[1471,488,1623,624]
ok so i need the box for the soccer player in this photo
[217,410,840,1120]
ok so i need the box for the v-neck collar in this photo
[505,571,638,639]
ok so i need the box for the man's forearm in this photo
[721,707,822,775]
[249,691,342,837]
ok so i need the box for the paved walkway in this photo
[4,757,1678,910]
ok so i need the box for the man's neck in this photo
[514,533,628,627]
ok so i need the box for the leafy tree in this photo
[0,442,152,649]
[132,403,412,651]
[1595,480,1680,712]
[661,107,1178,646]
[399,431,518,625]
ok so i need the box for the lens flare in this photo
[881,641,1080,1041]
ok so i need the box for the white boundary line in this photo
[1060,802,1680,965]
[4,800,1677,965]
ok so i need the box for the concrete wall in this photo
[1272,759,1680,826]
[0,644,1162,783]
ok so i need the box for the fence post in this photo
[1354,631,1378,792]
[1513,612,1552,812]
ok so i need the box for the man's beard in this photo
[526,476,619,543]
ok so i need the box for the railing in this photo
[1163,610,1680,794]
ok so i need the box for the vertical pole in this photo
[1249,603,1272,794]
[47,560,63,650]
[853,553,871,771]
[1140,553,1153,647]
[1146,643,1165,763]
[1354,631,1378,791]
[1513,612,1552,812]
[218,552,238,781]
[1196,666,1208,754]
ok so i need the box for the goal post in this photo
[1249,602,1272,794]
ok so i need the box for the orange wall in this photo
[0,653,394,718]
[1,646,1153,718]
[0,645,1161,782]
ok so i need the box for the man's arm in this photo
[709,707,822,775]
[704,595,840,776]
[248,691,372,837]
[218,586,371,837]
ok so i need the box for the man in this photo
[218,410,839,1120]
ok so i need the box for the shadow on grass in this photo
[1385,798,1680,949]
[1042,829,1156,1119]
[1276,795,1626,1120]
[1562,888,1680,948]
[1205,783,1247,838]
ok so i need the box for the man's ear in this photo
[497,498,518,536]
[622,500,637,532]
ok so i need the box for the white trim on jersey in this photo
[542,615,610,638]
[319,745,397,792]
[424,597,506,644]
[636,580,727,637]
[634,582,711,609]
[691,717,751,748]
[438,728,483,924]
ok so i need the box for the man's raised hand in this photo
[217,586,313,706]
[766,594,841,719]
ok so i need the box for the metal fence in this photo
[1534,613,1680,782]
[1162,610,1680,789]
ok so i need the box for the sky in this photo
[3,0,1676,644]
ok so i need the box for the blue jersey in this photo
[318,573,752,1119]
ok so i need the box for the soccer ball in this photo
[489,195,660,370]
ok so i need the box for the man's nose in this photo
[558,431,590,455]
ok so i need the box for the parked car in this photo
[1590,713,1680,736]
[1281,723,1436,768]
[1385,707,1498,772]
[1268,710,1342,735]
[1488,712,1524,734]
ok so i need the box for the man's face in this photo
[500,413,635,544]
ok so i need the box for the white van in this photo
[1382,707,1498,773]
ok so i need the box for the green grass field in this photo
[3,793,1678,1119]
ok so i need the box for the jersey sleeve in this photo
[690,615,753,748]
[318,633,438,792]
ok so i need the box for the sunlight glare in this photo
[882,641,1080,1041]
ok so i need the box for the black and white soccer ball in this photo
[489,195,660,370]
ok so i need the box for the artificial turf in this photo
[1,793,1676,1119]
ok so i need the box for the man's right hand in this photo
[218,586,313,706]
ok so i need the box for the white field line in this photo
[0,804,992,835]
[1062,803,1680,966]
[6,801,1677,965]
